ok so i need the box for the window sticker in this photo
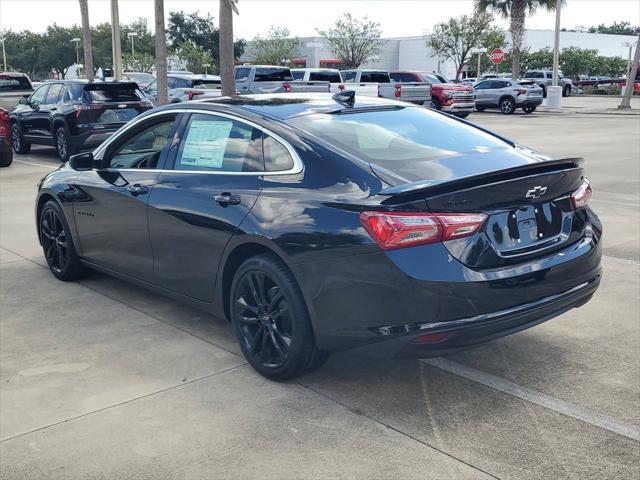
[180,119,232,169]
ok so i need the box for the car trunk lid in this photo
[77,82,149,125]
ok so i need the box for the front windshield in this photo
[287,106,508,165]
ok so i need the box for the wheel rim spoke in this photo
[268,328,286,359]
[249,326,264,355]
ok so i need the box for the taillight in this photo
[187,90,205,101]
[338,84,345,92]
[359,212,487,250]
[515,88,527,96]
[571,179,592,209]
[394,83,401,98]
[377,84,381,97]
[283,82,291,93]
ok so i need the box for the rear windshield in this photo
[0,75,32,91]
[192,79,221,90]
[309,71,342,83]
[287,107,508,165]
[85,86,141,102]
[254,68,293,82]
[360,72,390,83]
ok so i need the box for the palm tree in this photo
[78,0,94,81]
[154,0,168,105]
[475,0,561,79]
[219,0,239,96]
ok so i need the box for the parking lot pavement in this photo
[1,111,639,479]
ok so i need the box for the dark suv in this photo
[10,81,153,161]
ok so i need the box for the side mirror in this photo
[69,152,97,170]
[18,97,29,105]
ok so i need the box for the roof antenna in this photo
[332,90,355,107]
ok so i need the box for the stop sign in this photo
[490,48,505,64]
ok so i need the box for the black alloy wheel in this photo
[235,270,293,368]
[39,201,85,281]
[231,254,328,380]
[11,124,31,154]
[55,127,72,162]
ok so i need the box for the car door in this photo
[19,84,48,136]
[473,81,491,105]
[35,82,64,136]
[486,81,504,105]
[147,111,265,301]
[73,112,180,280]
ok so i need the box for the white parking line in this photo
[423,357,640,442]
[603,255,640,266]
[13,159,57,169]
[591,198,640,208]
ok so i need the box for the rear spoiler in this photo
[377,157,584,197]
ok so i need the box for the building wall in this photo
[240,30,637,76]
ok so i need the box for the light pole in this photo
[71,37,81,65]
[128,32,137,62]
[203,63,210,76]
[623,41,634,78]
[0,37,6,71]
[471,47,486,78]
[548,0,563,110]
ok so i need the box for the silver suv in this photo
[473,79,543,114]
[523,70,573,97]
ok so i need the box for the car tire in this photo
[54,126,75,162]
[39,200,87,281]
[455,113,470,118]
[562,85,571,97]
[430,98,441,110]
[523,105,537,113]
[499,97,516,115]
[11,123,31,154]
[540,85,547,98]
[475,106,487,112]
[0,150,12,167]
[230,253,329,381]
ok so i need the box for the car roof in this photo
[168,73,221,80]
[162,93,407,120]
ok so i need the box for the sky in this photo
[1,0,639,39]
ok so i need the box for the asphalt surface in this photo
[1,104,639,479]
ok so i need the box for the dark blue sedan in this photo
[35,92,602,380]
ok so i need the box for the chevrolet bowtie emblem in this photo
[526,186,548,199]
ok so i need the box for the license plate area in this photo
[487,203,571,257]
[97,108,139,123]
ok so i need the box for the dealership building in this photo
[240,29,638,78]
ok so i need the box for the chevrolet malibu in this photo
[35,93,602,380]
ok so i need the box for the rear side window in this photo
[86,86,140,102]
[235,68,251,82]
[175,114,262,172]
[263,135,294,172]
[254,68,293,82]
[0,75,32,91]
[175,78,191,88]
[291,71,304,80]
[309,71,342,83]
[192,79,221,90]
[360,72,390,83]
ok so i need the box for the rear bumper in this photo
[518,98,543,107]
[353,275,600,358]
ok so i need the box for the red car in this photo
[390,71,475,118]
[0,108,12,167]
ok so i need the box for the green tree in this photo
[475,0,563,79]
[591,21,640,36]
[427,11,496,80]
[249,27,301,65]
[167,10,245,69]
[172,42,214,73]
[559,47,599,78]
[317,14,384,68]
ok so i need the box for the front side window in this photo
[146,80,157,93]
[254,68,293,82]
[342,71,356,82]
[474,81,489,90]
[174,114,262,172]
[309,71,342,83]
[291,71,304,80]
[361,72,390,83]
[29,84,48,105]
[107,118,176,169]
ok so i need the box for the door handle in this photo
[127,184,149,196]
[214,192,241,206]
